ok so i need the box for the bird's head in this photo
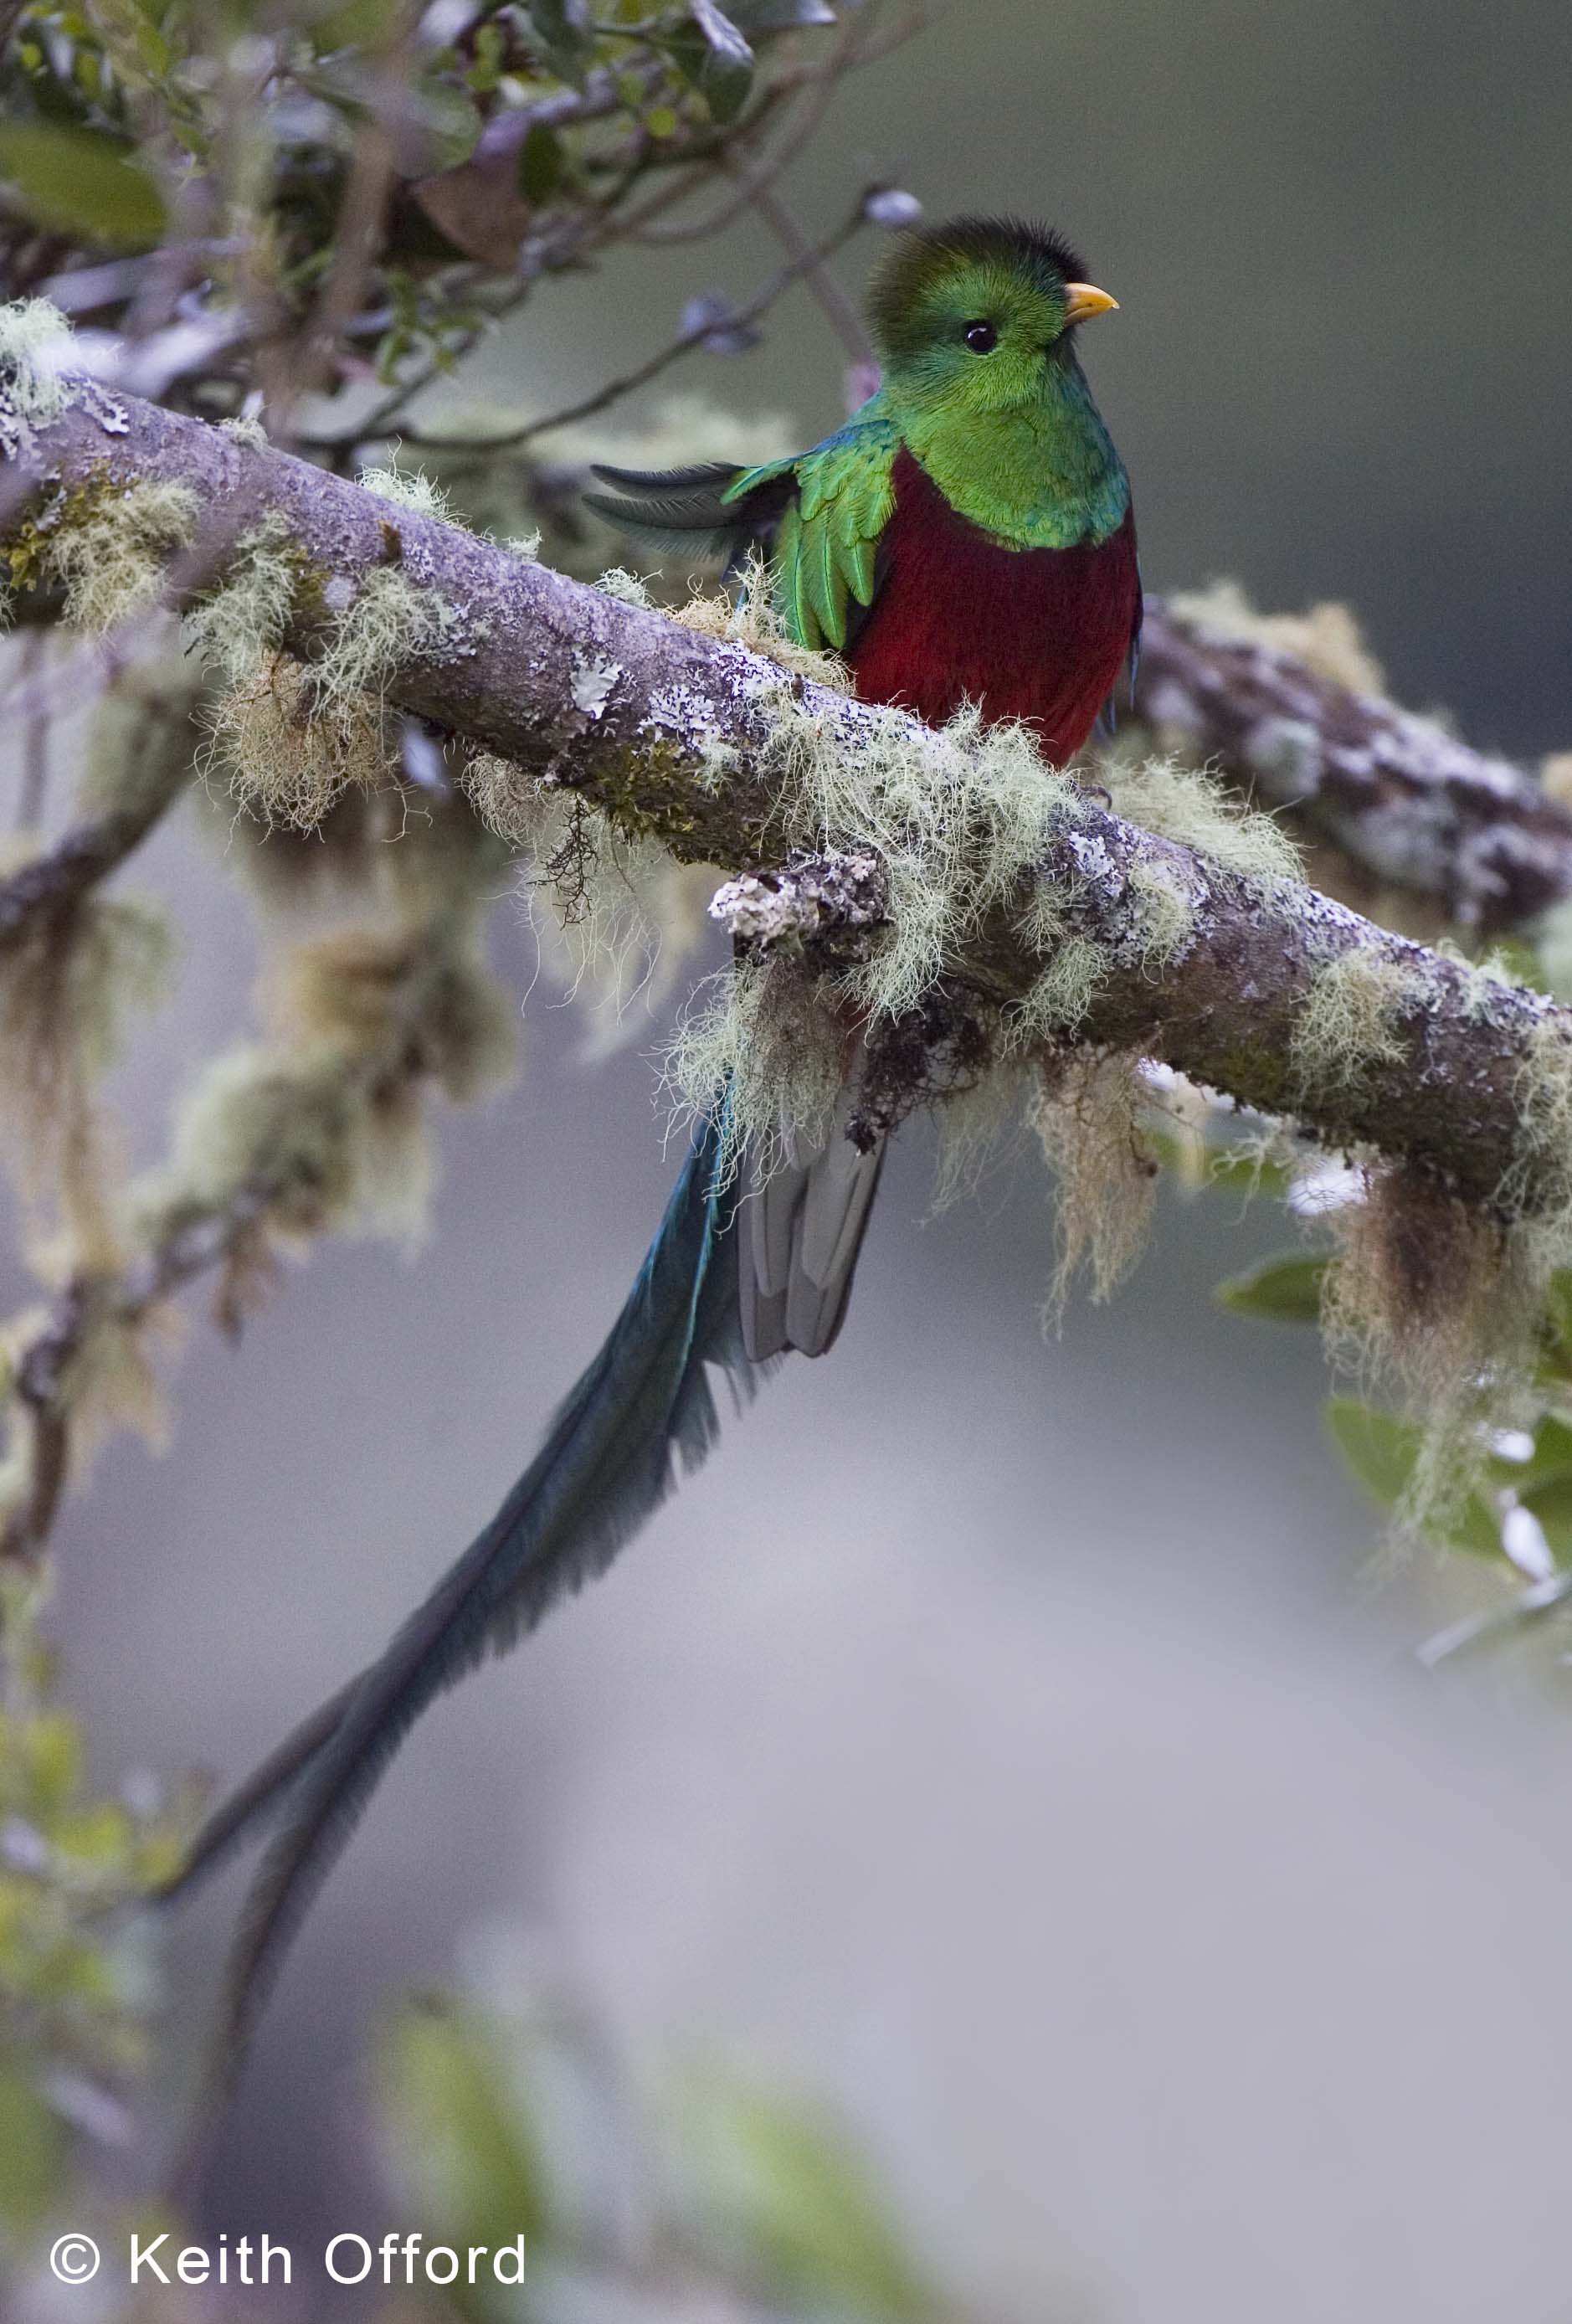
[866,214,1118,416]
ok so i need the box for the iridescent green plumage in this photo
[726,409,899,650]
[589,213,1132,655]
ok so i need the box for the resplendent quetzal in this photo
[167,215,1139,2090]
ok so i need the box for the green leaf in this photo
[681,2077,937,2323]
[523,0,594,85]
[411,79,482,172]
[0,124,167,249]
[1215,1251,1327,1324]
[133,16,172,77]
[516,121,564,206]
[1208,1145,1291,1199]
[23,1712,83,1818]
[1541,1272,1572,1376]
[1325,1396,1502,1558]
[670,0,757,122]
[1327,1396,1424,1507]
[467,20,507,90]
[1508,1414,1572,1494]
[1145,1127,1289,1201]
[309,0,412,44]
[0,2072,67,2233]
[376,2003,552,2259]
[1431,1503,1506,1560]
[54,1800,133,1865]
[1520,1474,1572,1554]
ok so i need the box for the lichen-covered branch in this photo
[708,847,887,949]
[5,373,1571,1220]
[0,769,185,953]
[5,1177,278,1565]
[1,869,517,1565]
[1137,596,1572,933]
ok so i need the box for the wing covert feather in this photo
[727,412,899,654]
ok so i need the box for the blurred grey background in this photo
[16,0,1572,2316]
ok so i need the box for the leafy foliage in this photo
[0,1575,188,2261]
[373,1967,952,2324]
[676,2072,940,2320]
[1215,1250,1328,1324]
[1220,1199,1572,1612]
[1324,1396,1505,1559]
[0,0,863,414]
[377,2001,555,2268]
[0,123,165,247]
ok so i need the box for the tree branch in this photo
[6,377,1571,1216]
[4,1183,274,1565]
[1137,600,1572,933]
[0,777,185,951]
[0,921,483,1564]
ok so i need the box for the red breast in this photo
[847,445,1140,764]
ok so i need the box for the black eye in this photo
[963,319,998,354]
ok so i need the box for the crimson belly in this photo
[847,446,1140,765]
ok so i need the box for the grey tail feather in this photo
[739,1082,886,1362]
[589,460,748,496]
[584,460,796,558]
[177,1103,778,2133]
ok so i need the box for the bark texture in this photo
[1138,604,1572,933]
[5,379,1570,1216]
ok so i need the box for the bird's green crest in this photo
[859,211,1131,564]
[867,213,1092,412]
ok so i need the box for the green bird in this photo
[588,211,1138,1355]
[165,213,1138,2105]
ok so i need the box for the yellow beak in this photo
[1061,282,1119,326]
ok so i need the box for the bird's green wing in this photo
[725,407,901,654]
[584,400,901,655]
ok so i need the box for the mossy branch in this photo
[5,373,1572,1216]
[0,769,186,954]
[2,897,514,1565]
[1138,597,1572,933]
[4,1180,275,1564]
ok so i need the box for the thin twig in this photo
[1,932,466,1562]
[16,629,49,830]
[394,188,880,454]
[0,780,187,954]
[292,8,914,459]
[292,69,789,456]
[747,182,873,367]
[625,0,896,247]
[3,1180,277,1563]
[279,115,398,429]
[295,213,606,458]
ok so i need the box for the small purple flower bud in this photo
[1,1817,49,1874]
[681,292,762,357]
[864,189,922,229]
